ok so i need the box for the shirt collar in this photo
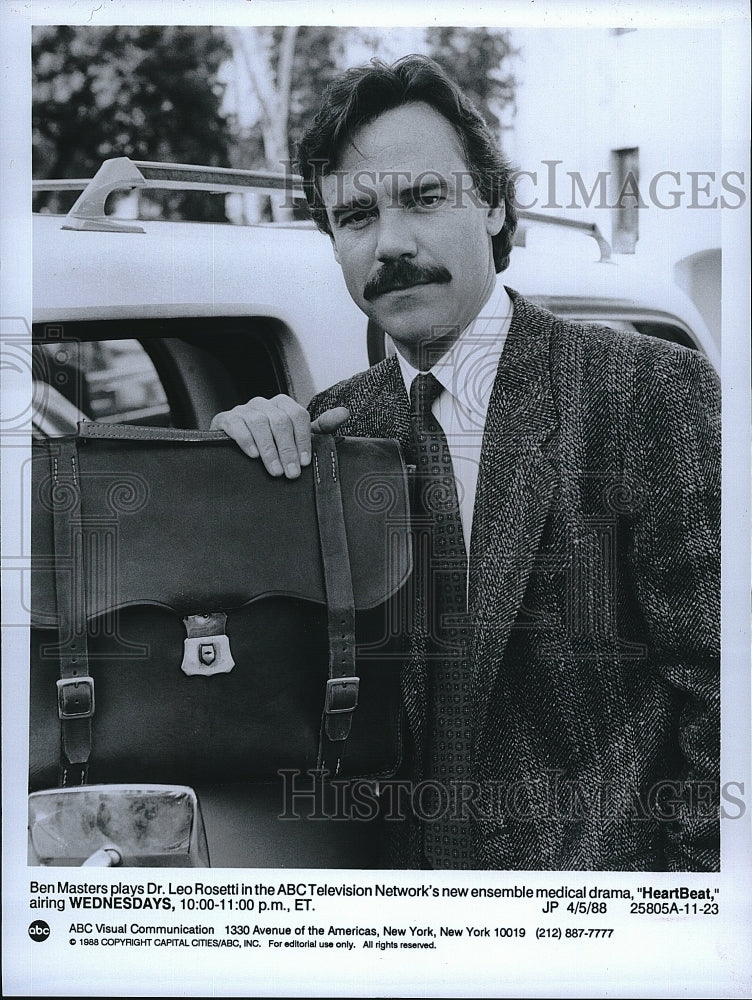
[396,281,513,418]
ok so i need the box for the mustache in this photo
[363,260,452,301]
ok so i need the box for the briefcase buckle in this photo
[324,676,360,714]
[57,676,95,720]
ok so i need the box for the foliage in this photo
[31,25,517,221]
[225,26,348,220]
[32,25,232,218]
[425,27,517,138]
[287,27,348,158]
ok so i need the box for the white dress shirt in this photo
[396,280,513,548]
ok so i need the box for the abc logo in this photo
[28,920,50,942]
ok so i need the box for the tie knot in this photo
[410,372,444,416]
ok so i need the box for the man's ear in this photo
[329,233,341,264]
[486,203,505,237]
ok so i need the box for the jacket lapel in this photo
[468,291,560,745]
[348,313,561,761]
[344,355,412,451]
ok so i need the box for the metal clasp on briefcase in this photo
[181,612,235,677]
[56,676,95,719]
[324,676,360,714]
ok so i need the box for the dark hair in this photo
[296,54,518,273]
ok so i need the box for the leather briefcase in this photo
[29,424,411,792]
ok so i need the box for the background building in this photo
[508,27,728,339]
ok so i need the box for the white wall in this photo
[508,27,725,267]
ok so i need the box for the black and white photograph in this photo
[1,0,750,996]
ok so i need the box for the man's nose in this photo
[374,209,418,262]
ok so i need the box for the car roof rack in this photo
[35,157,305,235]
[33,156,612,260]
[515,210,611,262]
[33,178,92,192]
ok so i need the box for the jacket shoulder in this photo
[308,357,400,421]
[550,310,719,408]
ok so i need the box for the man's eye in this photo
[409,191,445,209]
[340,208,376,228]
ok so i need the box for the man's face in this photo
[321,102,505,368]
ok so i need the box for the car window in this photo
[33,338,171,436]
[31,320,288,437]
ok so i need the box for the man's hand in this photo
[210,395,350,478]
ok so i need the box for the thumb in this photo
[311,406,350,434]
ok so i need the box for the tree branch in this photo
[229,26,276,126]
[275,25,299,136]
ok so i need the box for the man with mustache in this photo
[212,55,720,871]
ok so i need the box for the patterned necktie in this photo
[409,372,473,869]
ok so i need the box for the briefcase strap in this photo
[312,434,358,776]
[50,438,93,786]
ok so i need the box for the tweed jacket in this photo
[309,289,721,872]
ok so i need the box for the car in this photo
[31,157,719,439]
[27,157,720,869]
